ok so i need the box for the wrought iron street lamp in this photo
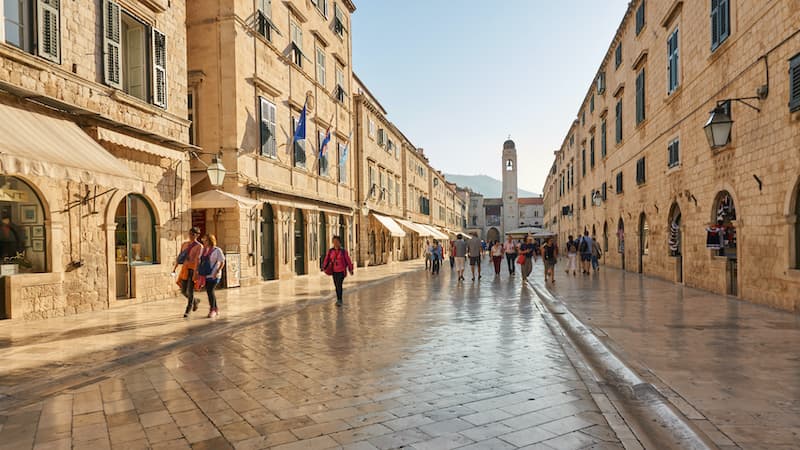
[206,156,227,187]
[703,97,761,149]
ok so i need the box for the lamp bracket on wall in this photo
[717,97,762,113]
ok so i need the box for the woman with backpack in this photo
[173,227,203,318]
[565,235,579,276]
[322,236,354,306]
[198,234,225,318]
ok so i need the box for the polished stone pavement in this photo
[0,260,630,449]
[540,261,800,449]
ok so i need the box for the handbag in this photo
[197,248,213,276]
[323,249,337,276]
[516,254,526,265]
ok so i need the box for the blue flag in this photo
[293,102,307,143]
[319,126,331,158]
[339,133,351,165]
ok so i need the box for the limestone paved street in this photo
[0,260,631,450]
[539,263,800,449]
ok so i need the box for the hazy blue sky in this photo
[351,1,629,194]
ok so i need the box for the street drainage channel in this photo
[528,280,718,450]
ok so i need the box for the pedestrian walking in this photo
[531,238,541,263]
[449,240,456,269]
[518,236,537,281]
[453,233,468,281]
[322,236,354,306]
[503,235,517,276]
[424,240,432,270]
[431,240,442,274]
[565,235,579,276]
[467,233,483,280]
[491,240,504,275]
[173,227,203,318]
[591,233,602,272]
[542,237,559,283]
[579,231,594,275]
[198,234,225,318]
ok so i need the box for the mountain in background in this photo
[445,174,539,198]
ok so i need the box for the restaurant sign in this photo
[0,189,29,202]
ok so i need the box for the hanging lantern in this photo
[703,106,733,148]
[206,156,227,187]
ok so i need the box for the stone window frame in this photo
[667,26,680,94]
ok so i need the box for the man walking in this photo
[579,231,594,275]
[503,235,517,276]
[453,234,468,281]
[467,233,483,280]
[424,240,432,270]
[591,233,603,272]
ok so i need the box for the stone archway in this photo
[638,212,648,274]
[618,218,625,271]
[668,202,683,282]
[486,227,500,243]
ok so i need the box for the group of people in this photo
[564,230,603,276]
[173,227,226,319]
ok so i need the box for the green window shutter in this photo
[37,0,61,63]
[790,54,800,112]
[102,0,122,89]
[152,28,167,108]
[636,69,645,123]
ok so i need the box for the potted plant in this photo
[1,252,32,276]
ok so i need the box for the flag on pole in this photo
[339,132,352,166]
[293,101,307,143]
[319,125,332,158]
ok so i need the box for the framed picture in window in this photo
[23,226,31,247]
[32,239,44,252]
[20,204,37,224]
[32,225,44,239]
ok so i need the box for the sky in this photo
[351,1,630,194]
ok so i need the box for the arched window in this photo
[0,176,47,273]
[708,191,737,257]
[114,194,157,264]
[506,159,514,171]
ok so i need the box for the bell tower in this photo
[502,139,518,234]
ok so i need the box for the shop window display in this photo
[707,191,737,258]
[0,176,46,274]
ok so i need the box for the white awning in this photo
[420,224,449,240]
[95,127,188,161]
[191,190,261,209]
[0,103,141,190]
[395,219,434,237]
[371,213,406,237]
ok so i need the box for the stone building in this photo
[0,0,192,320]
[464,139,544,242]
[187,0,357,284]
[543,0,800,311]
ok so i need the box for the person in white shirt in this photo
[503,236,517,275]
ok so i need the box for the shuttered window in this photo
[600,118,607,157]
[37,0,60,63]
[337,143,348,183]
[668,139,680,168]
[668,28,679,93]
[615,99,623,144]
[334,3,346,37]
[259,97,276,157]
[581,148,586,176]
[316,47,325,86]
[601,182,607,200]
[290,21,303,66]
[790,54,800,112]
[292,116,306,168]
[615,43,622,69]
[103,0,122,88]
[318,131,329,177]
[616,172,623,194]
[636,157,646,185]
[152,29,167,108]
[590,94,595,112]
[636,68,645,124]
[590,134,595,168]
[711,0,730,51]
[635,0,645,35]
[256,0,276,41]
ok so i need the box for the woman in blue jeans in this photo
[200,234,225,318]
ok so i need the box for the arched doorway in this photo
[261,204,275,280]
[319,212,327,269]
[369,230,376,265]
[381,231,386,264]
[638,213,648,274]
[711,191,737,295]
[486,227,500,243]
[668,203,682,282]
[114,194,157,299]
[294,209,306,275]
[618,218,625,270]
[603,221,609,253]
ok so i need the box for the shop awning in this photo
[94,127,188,161]
[0,104,141,190]
[395,219,434,237]
[191,190,261,209]
[421,224,449,240]
[371,213,406,237]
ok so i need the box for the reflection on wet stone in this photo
[0,261,627,449]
